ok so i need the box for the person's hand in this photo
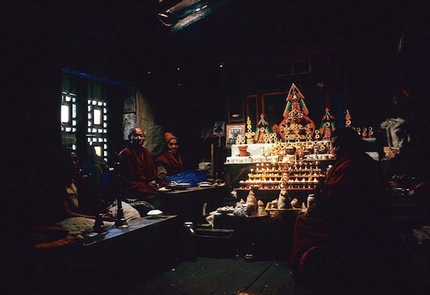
[149,180,159,190]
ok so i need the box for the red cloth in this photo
[163,132,177,144]
[290,152,387,272]
[290,214,332,271]
[155,151,187,176]
[310,153,386,227]
[118,145,158,199]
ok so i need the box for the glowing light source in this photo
[94,146,102,157]
[61,105,69,122]
[94,109,101,125]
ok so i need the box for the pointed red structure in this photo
[282,83,309,118]
[279,83,315,141]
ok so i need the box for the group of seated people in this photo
[31,127,189,250]
[71,126,191,215]
[117,127,188,206]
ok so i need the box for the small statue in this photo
[244,116,255,144]
[257,200,268,216]
[319,108,336,140]
[254,114,270,143]
[232,190,260,217]
[277,185,291,209]
[245,190,258,216]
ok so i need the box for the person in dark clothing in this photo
[118,127,159,202]
[289,127,403,294]
[60,147,114,221]
[306,127,386,228]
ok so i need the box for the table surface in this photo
[83,215,177,246]
[157,185,224,195]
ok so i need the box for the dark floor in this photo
[116,216,311,295]
[113,199,428,295]
[122,257,314,295]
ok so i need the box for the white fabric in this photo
[55,202,140,235]
[380,117,410,149]
[55,217,114,235]
[108,201,141,221]
[231,144,273,157]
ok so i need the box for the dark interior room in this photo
[2,1,430,294]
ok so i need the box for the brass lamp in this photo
[114,162,129,228]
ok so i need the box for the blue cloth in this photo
[166,169,207,187]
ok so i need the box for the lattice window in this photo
[87,99,108,162]
[61,92,77,150]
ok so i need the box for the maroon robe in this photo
[290,152,387,274]
[155,151,187,176]
[118,145,158,199]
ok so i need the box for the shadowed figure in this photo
[289,127,407,294]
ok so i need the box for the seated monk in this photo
[118,127,160,202]
[289,128,401,293]
[155,132,188,187]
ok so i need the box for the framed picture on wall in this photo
[261,91,288,128]
[123,113,136,140]
[123,93,136,113]
[226,124,245,147]
[213,121,225,136]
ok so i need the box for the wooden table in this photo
[32,215,182,294]
[157,186,225,223]
[83,215,178,246]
